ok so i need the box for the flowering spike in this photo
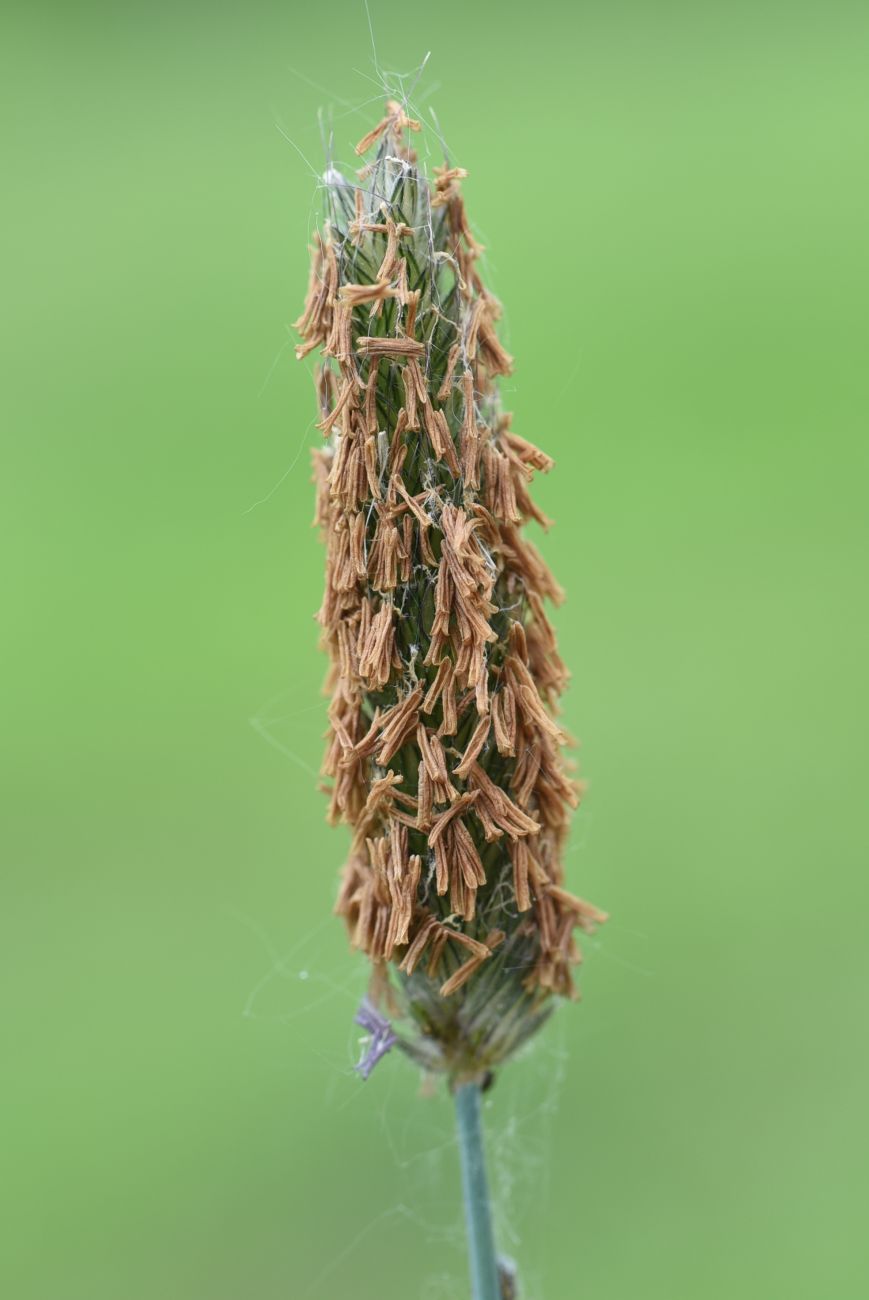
[297,105,605,1081]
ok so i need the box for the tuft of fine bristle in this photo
[297,101,605,1080]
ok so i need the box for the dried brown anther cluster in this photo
[296,101,604,1077]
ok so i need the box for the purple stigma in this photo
[354,998,397,1079]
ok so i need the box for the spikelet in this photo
[297,101,605,1080]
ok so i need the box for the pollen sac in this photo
[296,101,605,1080]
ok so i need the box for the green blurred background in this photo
[4,1,868,1296]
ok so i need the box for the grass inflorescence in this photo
[296,100,605,1085]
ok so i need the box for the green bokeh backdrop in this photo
[4,2,868,1296]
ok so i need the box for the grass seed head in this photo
[297,102,605,1083]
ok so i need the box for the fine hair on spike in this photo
[296,100,606,1084]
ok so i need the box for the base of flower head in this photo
[362,919,562,1083]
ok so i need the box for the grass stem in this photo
[454,1081,501,1300]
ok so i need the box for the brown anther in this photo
[356,336,425,360]
[354,100,421,156]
